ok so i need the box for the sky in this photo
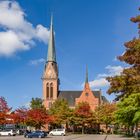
[0,0,140,109]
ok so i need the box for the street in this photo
[0,135,136,140]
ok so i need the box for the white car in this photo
[0,129,16,136]
[49,129,65,136]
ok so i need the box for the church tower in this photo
[42,16,59,109]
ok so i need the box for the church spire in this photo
[85,65,88,83]
[47,14,56,62]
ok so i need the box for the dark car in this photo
[25,131,46,138]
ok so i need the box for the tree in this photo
[74,102,93,134]
[106,7,140,137]
[106,8,140,100]
[49,99,71,128]
[20,97,52,129]
[115,93,140,135]
[30,98,45,110]
[0,97,12,125]
[95,103,116,133]
[11,107,28,125]
[25,108,50,130]
[0,97,11,112]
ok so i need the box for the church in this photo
[42,17,108,111]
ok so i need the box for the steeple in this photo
[85,65,88,83]
[84,65,90,89]
[47,15,56,62]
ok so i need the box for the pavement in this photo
[0,134,136,140]
[107,135,136,140]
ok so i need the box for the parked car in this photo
[0,129,16,136]
[41,131,48,137]
[49,128,65,136]
[25,130,46,138]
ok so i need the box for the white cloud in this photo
[0,1,50,56]
[29,58,45,65]
[87,65,124,89]
[89,78,109,88]
[0,30,29,56]
[36,25,50,44]
[97,74,109,78]
[105,65,123,76]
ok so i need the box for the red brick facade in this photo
[75,82,99,111]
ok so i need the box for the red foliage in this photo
[0,97,12,125]
[75,102,92,117]
[0,112,6,124]
[0,97,11,112]
[11,107,28,124]
[46,115,56,123]
[25,108,52,129]
[26,109,47,122]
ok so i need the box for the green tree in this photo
[95,103,116,131]
[115,93,140,134]
[49,99,71,128]
[30,98,45,110]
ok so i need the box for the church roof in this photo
[58,91,108,106]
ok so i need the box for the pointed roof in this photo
[84,65,91,89]
[47,15,56,62]
[85,65,88,83]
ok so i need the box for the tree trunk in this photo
[106,124,108,134]
[130,125,134,136]
[127,126,130,135]
[72,125,75,133]
[135,123,139,139]
[97,123,100,134]
[82,126,84,134]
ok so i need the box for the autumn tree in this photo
[25,108,50,130]
[20,97,52,129]
[0,97,12,126]
[74,102,93,134]
[106,8,140,137]
[106,8,140,100]
[11,107,28,125]
[95,103,116,132]
[0,97,11,112]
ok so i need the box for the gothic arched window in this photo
[46,83,49,99]
[50,83,53,98]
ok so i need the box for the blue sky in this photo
[0,0,139,109]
